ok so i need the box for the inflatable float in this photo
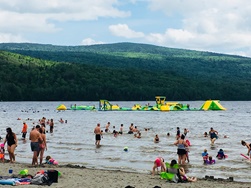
[98,97,226,111]
[57,104,95,111]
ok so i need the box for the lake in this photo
[0,101,250,182]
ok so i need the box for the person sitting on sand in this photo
[179,167,197,182]
[154,134,159,143]
[152,157,166,176]
[166,159,197,182]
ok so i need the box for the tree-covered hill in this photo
[0,42,251,101]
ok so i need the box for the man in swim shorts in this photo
[94,123,102,146]
[29,125,42,166]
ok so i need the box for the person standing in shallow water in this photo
[49,119,54,133]
[30,125,42,166]
[209,127,218,145]
[94,123,102,146]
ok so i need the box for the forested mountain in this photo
[0,42,251,101]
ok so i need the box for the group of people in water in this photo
[149,124,251,182]
[0,116,62,166]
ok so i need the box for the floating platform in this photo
[98,97,226,111]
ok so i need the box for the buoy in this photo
[124,147,128,152]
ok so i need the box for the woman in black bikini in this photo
[3,127,17,163]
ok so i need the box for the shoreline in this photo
[0,162,251,188]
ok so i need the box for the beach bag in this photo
[30,173,49,185]
[47,170,58,183]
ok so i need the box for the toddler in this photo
[45,156,58,165]
[0,143,5,163]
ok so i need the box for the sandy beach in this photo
[0,162,251,188]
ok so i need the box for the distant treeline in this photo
[0,42,251,101]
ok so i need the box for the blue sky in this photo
[1,0,251,57]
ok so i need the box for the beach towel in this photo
[30,173,48,185]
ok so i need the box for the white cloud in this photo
[145,0,251,56]
[0,0,132,44]
[0,0,130,21]
[81,38,104,45]
[109,24,145,38]
[0,33,28,43]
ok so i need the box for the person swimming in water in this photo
[154,134,160,143]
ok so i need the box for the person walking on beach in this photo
[174,134,189,165]
[209,127,218,145]
[94,123,102,146]
[21,122,28,140]
[29,125,42,166]
[3,127,17,163]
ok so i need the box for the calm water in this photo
[0,101,251,182]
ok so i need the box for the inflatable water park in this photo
[56,96,226,111]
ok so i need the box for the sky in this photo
[1,0,251,57]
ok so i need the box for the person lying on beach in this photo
[152,157,166,176]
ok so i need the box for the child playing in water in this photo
[205,156,216,164]
[202,149,209,161]
[216,149,226,159]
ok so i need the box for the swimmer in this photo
[105,122,110,133]
[59,118,64,123]
[154,134,160,143]
[204,132,208,137]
